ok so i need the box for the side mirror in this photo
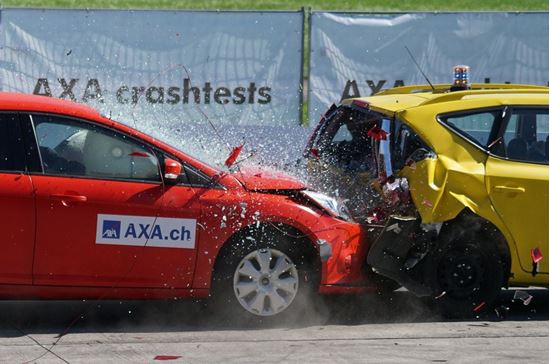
[164,158,182,184]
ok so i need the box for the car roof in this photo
[0,92,102,120]
[342,83,549,114]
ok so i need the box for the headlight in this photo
[301,190,353,222]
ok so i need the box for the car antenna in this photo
[404,46,435,92]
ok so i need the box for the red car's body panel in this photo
[0,173,35,285]
[31,176,200,289]
[0,92,373,300]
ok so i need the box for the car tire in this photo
[211,232,318,322]
[427,221,505,319]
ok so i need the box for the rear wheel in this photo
[428,223,505,318]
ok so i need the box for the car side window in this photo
[183,164,214,187]
[440,110,500,147]
[498,108,548,164]
[318,107,379,172]
[392,118,432,171]
[32,114,161,181]
[0,113,26,172]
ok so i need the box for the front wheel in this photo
[233,248,300,316]
[211,235,318,321]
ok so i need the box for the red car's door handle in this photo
[51,194,88,206]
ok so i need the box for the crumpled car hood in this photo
[233,168,306,191]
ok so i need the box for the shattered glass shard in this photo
[513,290,533,306]
[494,305,509,320]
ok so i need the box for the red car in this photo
[0,92,377,318]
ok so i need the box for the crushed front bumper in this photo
[366,215,440,297]
[313,218,376,294]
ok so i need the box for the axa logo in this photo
[102,220,121,239]
[96,214,197,249]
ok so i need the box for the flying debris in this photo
[513,290,533,306]
[367,126,388,140]
[225,144,244,167]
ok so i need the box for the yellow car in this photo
[304,82,548,317]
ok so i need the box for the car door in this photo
[485,107,549,274]
[25,113,201,289]
[0,113,35,285]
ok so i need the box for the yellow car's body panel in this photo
[352,85,548,287]
[485,156,549,284]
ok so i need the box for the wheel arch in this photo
[437,209,512,287]
[211,221,321,287]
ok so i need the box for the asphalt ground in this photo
[0,287,547,363]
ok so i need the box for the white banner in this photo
[0,9,306,167]
[309,12,549,123]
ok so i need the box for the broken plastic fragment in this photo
[154,355,182,361]
[513,290,533,306]
[434,291,446,299]
[367,126,388,140]
[531,247,542,277]
[531,247,543,263]
[224,144,244,167]
[386,223,402,234]
[473,301,486,312]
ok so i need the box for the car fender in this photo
[192,192,367,290]
[401,156,523,281]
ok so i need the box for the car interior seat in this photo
[506,138,528,160]
[82,130,159,180]
[528,140,547,162]
[40,146,67,174]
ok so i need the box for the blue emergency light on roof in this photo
[450,65,470,91]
